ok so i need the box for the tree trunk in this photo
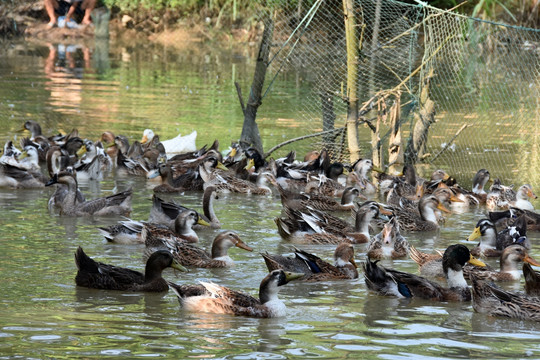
[343,0,360,163]
[405,68,436,164]
[239,17,274,154]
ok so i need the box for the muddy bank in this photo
[3,1,261,47]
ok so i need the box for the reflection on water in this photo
[1,36,540,359]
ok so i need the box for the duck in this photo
[486,179,516,210]
[76,139,112,176]
[470,274,540,322]
[115,142,152,177]
[410,244,539,281]
[351,158,383,196]
[201,167,273,195]
[523,263,540,297]
[0,159,47,188]
[464,245,540,281]
[170,154,228,191]
[363,244,486,301]
[467,216,529,257]
[261,243,358,281]
[148,163,186,193]
[275,200,387,244]
[147,231,252,268]
[141,129,197,158]
[47,167,86,213]
[148,188,219,230]
[144,210,210,247]
[511,184,537,211]
[74,246,186,292]
[393,195,450,232]
[471,168,491,204]
[168,269,303,318]
[280,186,362,212]
[489,207,540,231]
[45,170,132,216]
[98,218,145,244]
[378,163,418,199]
[366,218,410,259]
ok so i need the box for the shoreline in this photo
[3,2,262,48]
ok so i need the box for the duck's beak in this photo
[147,169,161,179]
[171,259,188,272]
[197,217,211,227]
[216,162,228,171]
[244,158,255,171]
[229,147,237,157]
[527,188,538,199]
[442,172,450,181]
[45,175,58,187]
[236,240,253,252]
[378,205,393,216]
[18,150,28,160]
[467,254,486,267]
[449,194,464,203]
[342,168,350,175]
[371,165,384,173]
[140,134,149,144]
[524,254,540,267]
[76,146,87,157]
[284,271,304,282]
[467,227,482,242]
[349,258,358,268]
[437,202,452,214]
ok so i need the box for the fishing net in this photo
[262,0,540,186]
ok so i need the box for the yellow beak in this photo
[467,227,482,242]
[467,254,486,267]
[216,162,228,171]
[197,218,211,227]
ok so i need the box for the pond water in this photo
[1,34,540,359]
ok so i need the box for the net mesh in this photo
[261,0,540,186]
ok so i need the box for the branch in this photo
[429,123,472,163]
[264,127,345,159]
[234,81,246,115]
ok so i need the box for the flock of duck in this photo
[3,120,540,320]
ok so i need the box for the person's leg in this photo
[44,0,59,27]
[80,0,97,25]
[64,2,77,24]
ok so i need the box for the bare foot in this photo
[46,21,56,29]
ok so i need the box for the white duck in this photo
[512,184,537,211]
[141,129,197,158]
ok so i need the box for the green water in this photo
[0,37,540,359]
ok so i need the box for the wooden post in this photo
[343,0,361,163]
[238,16,274,154]
[388,92,403,174]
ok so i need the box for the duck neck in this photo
[480,228,497,247]
[259,281,279,304]
[420,204,437,223]
[211,239,231,258]
[203,187,219,224]
[445,268,468,288]
[354,211,372,236]
[143,264,164,283]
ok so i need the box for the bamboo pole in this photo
[343,0,361,163]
